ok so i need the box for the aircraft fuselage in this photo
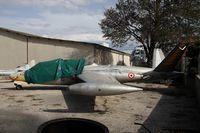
[42,65,153,85]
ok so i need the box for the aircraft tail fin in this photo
[153,43,188,72]
[152,48,165,68]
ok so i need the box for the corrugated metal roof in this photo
[0,27,130,55]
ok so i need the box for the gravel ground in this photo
[0,80,200,133]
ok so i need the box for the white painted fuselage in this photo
[84,64,153,83]
[41,64,153,86]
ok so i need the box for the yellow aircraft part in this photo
[9,73,26,82]
[14,81,28,87]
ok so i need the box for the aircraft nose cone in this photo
[9,75,17,80]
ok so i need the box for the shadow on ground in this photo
[2,85,106,113]
[44,90,106,113]
[136,85,200,133]
[0,109,42,133]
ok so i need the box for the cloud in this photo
[0,0,78,10]
[0,0,112,44]
[72,0,107,6]
[0,0,108,9]
[38,11,103,34]
[43,33,110,45]
[56,33,107,43]
[0,10,108,43]
[0,17,50,31]
[38,11,107,43]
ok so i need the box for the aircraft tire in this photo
[16,85,23,90]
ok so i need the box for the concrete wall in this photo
[124,55,130,66]
[28,38,94,64]
[0,30,27,69]
[111,52,123,65]
[0,28,130,69]
[111,52,130,66]
[94,47,113,65]
[94,47,130,66]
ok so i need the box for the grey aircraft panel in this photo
[84,65,153,74]
[78,72,120,84]
[70,72,143,96]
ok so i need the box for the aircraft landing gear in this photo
[14,83,23,90]
[16,85,23,90]
[13,81,27,90]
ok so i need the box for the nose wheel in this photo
[16,85,23,90]
[13,81,27,90]
[14,83,23,90]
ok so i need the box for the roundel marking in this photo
[128,72,135,79]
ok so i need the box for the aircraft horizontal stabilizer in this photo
[69,83,143,96]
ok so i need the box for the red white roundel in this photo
[128,72,135,79]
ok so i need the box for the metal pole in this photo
[26,37,29,64]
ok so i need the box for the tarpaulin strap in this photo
[25,70,31,83]
[55,59,64,80]
[76,58,85,74]
[60,59,64,78]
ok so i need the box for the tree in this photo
[99,0,200,65]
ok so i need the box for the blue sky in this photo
[0,0,118,44]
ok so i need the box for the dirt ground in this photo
[0,80,200,133]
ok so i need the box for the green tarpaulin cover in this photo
[24,58,85,84]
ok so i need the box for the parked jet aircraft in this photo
[9,43,187,96]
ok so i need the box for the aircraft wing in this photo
[68,72,143,96]
[78,72,120,84]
